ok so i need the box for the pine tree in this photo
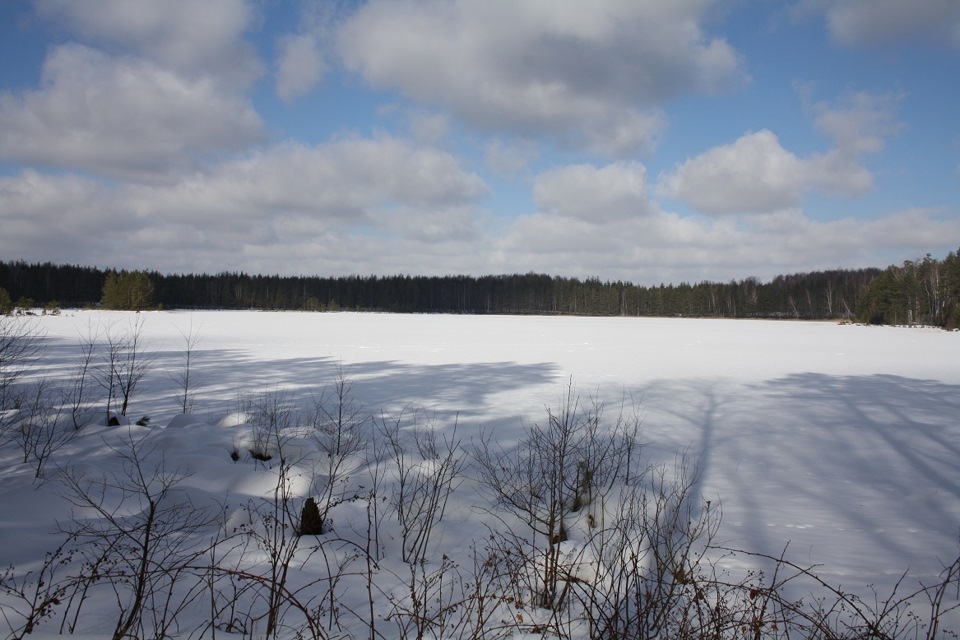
[0,287,12,315]
[101,271,155,310]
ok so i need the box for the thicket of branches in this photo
[1,316,959,639]
[3,248,960,326]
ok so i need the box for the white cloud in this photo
[276,34,327,102]
[801,90,904,197]
[185,137,488,215]
[794,0,960,48]
[0,171,133,264]
[33,0,263,87]
[337,0,743,156]
[862,207,960,248]
[827,0,960,48]
[657,130,806,214]
[0,44,264,181]
[656,128,883,215]
[492,189,960,284]
[0,136,490,274]
[3,160,958,283]
[532,162,655,222]
[659,90,903,215]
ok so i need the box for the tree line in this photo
[2,250,959,327]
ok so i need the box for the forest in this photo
[1,249,959,328]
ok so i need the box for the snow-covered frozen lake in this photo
[7,310,960,636]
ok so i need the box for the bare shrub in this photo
[0,315,42,402]
[0,537,76,639]
[65,321,104,430]
[11,379,75,479]
[564,455,723,638]
[474,380,640,610]
[305,364,370,534]
[171,320,201,414]
[380,407,465,565]
[56,431,218,639]
[0,315,43,445]
[242,388,297,462]
[227,449,364,639]
[95,316,153,419]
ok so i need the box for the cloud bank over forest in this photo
[0,0,957,284]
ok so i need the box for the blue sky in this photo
[0,0,957,285]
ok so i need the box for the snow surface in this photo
[4,310,960,637]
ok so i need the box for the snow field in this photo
[2,310,959,637]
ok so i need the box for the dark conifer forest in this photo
[2,250,959,328]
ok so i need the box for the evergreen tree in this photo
[101,271,156,310]
[0,287,11,315]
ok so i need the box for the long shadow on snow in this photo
[36,338,560,430]
[631,373,960,584]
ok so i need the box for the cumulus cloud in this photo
[477,146,960,282]
[657,130,805,214]
[32,0,263,87]
[0,136,490,275]
[169,137,489,218]
[533,162,655,222]
[658,90,903,215]
[656,129,880,215]
[4,160,957,284]
[828,0,960,49]
[0,171,133,264]
[493,187,960,284]
[337,0,743,156]
[0,44,264,181]
[491,161,737,278]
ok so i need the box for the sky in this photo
[0,0,958,286]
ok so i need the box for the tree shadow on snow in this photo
[35,337,560,432]
[632,373,960,586]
